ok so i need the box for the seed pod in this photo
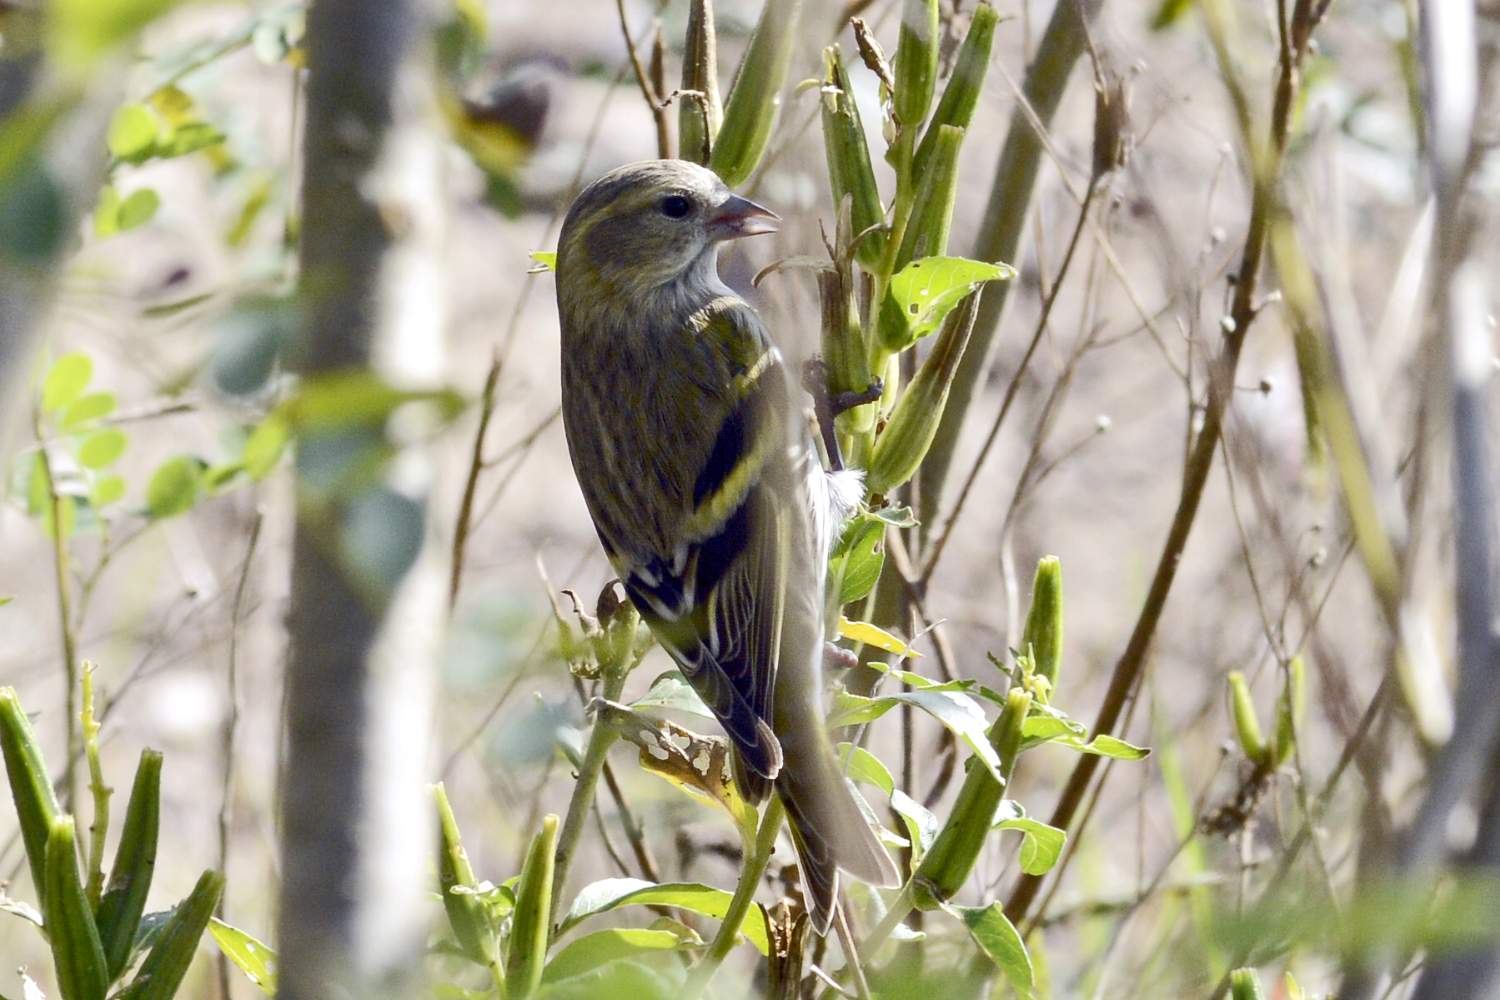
[819,266,875,435]
[850,17,894,95]
[912,2,998,182]
[505,813,559,999]
[821,45,885,270]
[1227,671,1268,766]
[913,687,1030,908]
[116,869,223,1000]
[1021,556,1063,692]
[0,686,61,909]
[892,0,939,133]
[894,123,963,267]
[1272,656,1306,767]
[866,291,979,496]
[709,0,801,186]
[679,0,722,165]
[1090,70,1131,181]
[97,749,161,980]
[1229,968,1267,1000]
[43,816,111,1000]
[435,783,498,968]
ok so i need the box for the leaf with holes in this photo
[209,918,277,995]
[828,514,885,605]
[887,256,1015,347]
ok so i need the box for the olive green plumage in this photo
[555,159,899,933]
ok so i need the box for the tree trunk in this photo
[275,0,448,996]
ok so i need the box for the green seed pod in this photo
[709,0,801,186]
[1227,672,1268,766]
[116,869,223,1000]
[435,783,498,968]
[912,2,998,182]
[821,46,886,270]
[892,0,939,133]
[1272,656,1306,767]
[1021,556,1063,692]
[866,291,979,496]
[0,686,61,909]
[1229,968,1267,1000]
[679,0,722,165]
[506,813,559,999]
[820,268,876,435]
[894,123,963,267]
[913,687,1030,908]
[43,816,111,1000]
[97,749,161,980]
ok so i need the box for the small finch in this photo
[555,159,899,933]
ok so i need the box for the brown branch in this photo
[1002,0,1329,928]
[615,0,671,158]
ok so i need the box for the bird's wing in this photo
[613,300,799,790]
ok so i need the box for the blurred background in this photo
[2,0,1486,995]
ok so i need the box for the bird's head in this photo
[556,159,778,306]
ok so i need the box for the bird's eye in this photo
[659,195,692,219]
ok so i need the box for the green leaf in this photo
[828,514,884,605]
[995,816,1066,876]
[243,416,290,479]
[629,672,713,720]
[836,742,894,795]
[828,689,1003,785]
[157,121,224,158]
[543,928,694,984]
[281,371,466,431]
[49,0,180,71]
[145,455,203,518]
[888,256,1014,345]
[1078,734,1151,760]
[116,188,160,231]
[42,352,93,412]
[78,428,127,469]
[892,789,939,860]
[561,879,769,956]
[837,616,920,657]
[95,184,122,237]
[108,104,159,161]
[947,902,1034,998]
[90,474,126,507]
[62,391,117,430]
[1150,0,1195,30]
[208,918,276,995]
[528,250,556,272]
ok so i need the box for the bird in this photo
[554,159,900,933]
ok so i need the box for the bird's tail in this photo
[776,729,901,935]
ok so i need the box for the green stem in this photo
[36,440,79,813]
[682,796,785,999]
[862,883,915,954]
[81,664,110,909]
[549,669,628,921]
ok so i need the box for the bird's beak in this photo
[708,194,780,241]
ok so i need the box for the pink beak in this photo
[708,194,780,241]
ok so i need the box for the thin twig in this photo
[920,175,1099,585]
[217,507,264,1000]
[1003,0,1330,927]
[449,349,502,611]
[614,0,671,158]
